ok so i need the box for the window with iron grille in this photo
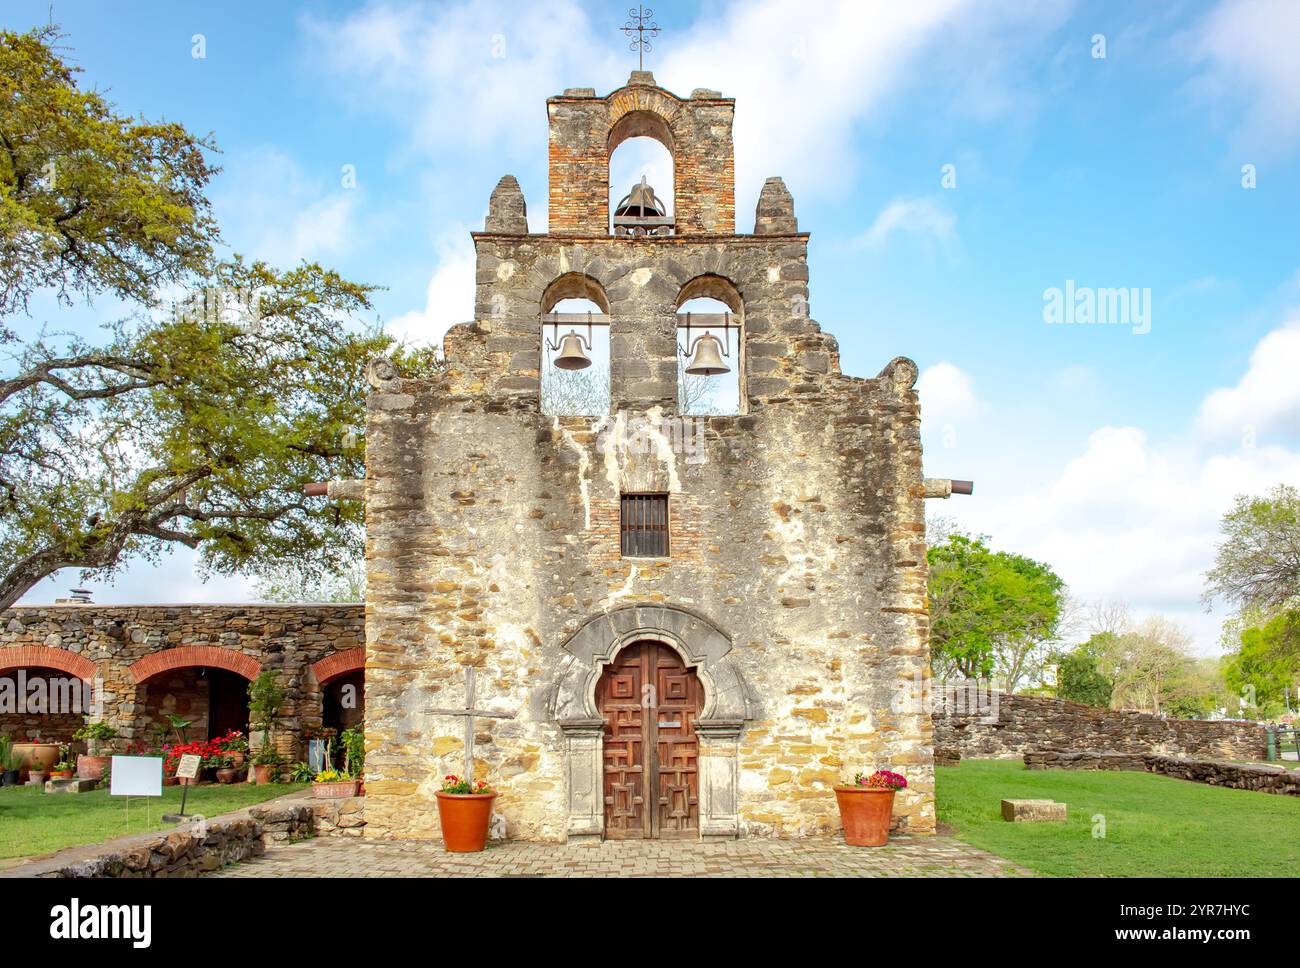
[620,493,669,558]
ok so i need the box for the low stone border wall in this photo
[0,792,364,879]
[1024,749,1300,796]
[312,795,365,836]
[936,693,1267,761]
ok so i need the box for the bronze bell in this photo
[553,330,592,370]
[614,175,666,219]
[685,333,730,376]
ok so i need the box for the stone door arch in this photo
[549,604,750,841]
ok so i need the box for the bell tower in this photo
[546,73,736,236]
[361,65,936,845]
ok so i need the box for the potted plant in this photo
[834,769,907,847]
[247,671,285,782]
[252,746,283,784]
[341,724,364,795]
[434,774,497,852]
[0,736,21,786]
[13,737,60,776]
[73,722,119,779]
[216,729,248,768]
[312,768,360,798]
[28,766,48,785]
[50,748,76,779]
[213,755,242,784]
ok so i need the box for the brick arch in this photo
[0,645,97,681]
[604,90,684,156]
[128,646,261,684]
[311,649,365,686]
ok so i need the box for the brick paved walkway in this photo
[210,834,1031,878]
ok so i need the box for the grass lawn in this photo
[937,760,1300,877]
[0,783,309,862]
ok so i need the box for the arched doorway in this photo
[596,640,702,840]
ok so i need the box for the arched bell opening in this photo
[608,112,674,236]
[676,275,744,416]
[541,273,611,416]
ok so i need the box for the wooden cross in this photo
[429,667,517,784]
[622,5,660,72]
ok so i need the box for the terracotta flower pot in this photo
[216,767,241,784]
[14,743,60,774]
[834,786,896,847]
[253,764,277,785]
[313,779,360,799]
[51,770,73,780]
[77,754,111,780]
[435,792,497,852]
[180,774,202,787]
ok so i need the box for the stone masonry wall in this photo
[363,232,932,841]
[935,693,1267,761]
[1024,749,1300,797]
[0,605,364,756]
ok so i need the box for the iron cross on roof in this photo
[622,5,660,72]
[428,666,517,785]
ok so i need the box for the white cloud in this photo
[384,230,476,349]
[860,197,957,251]
[1183,0,1300,155]
[941,319,1300,655]
[213,148,366,266]
[300,0,620,164]
[918,361,978,423]
[302,0,1073,218]
[1195,318,1300,444]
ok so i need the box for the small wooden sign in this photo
[175,754,202,780]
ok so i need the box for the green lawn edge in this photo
[0,783,310,861]
[937,760,1300,877]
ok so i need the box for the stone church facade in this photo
[361,72,937,842]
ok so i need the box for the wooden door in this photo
[596,641,702,839]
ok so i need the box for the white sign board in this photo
[109,756,163,797]
[175,754,202,780]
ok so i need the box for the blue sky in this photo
[6,0,1300,655]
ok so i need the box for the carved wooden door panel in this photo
[597,644,647,839]
[597,642,701,839]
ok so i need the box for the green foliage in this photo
[1205,484,1300,613]
[0,256,390,609]
[927,533,1066,687]
[1055,643,1113,707]
[0,26,220,315]
[340,723,364,777]
[247,671,285,737]
[72,721,118,753]
[1224,611,1300,714]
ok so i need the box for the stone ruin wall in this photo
[0,605,364,756]
[934,692,1268,762]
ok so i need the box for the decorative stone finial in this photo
[366,355,399,388]
[628,70,656,87]
[754,177,797,235]
[485,175,528,234]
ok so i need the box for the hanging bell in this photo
[685,333,730,376]
[553,330,592,370]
